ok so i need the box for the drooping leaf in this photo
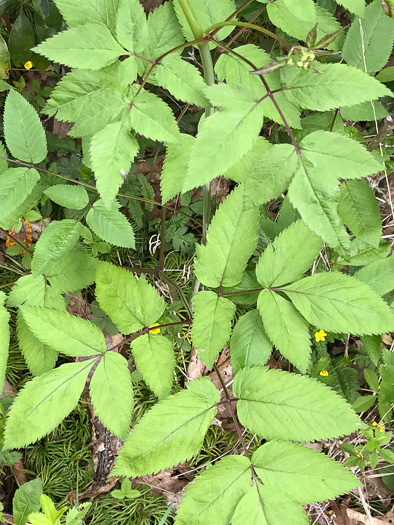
[116,0,148,55]
[33,23,124,69]
[338,180,382,248]
[256,220,322,288]
[230,309,272,374]
[252,440,360,504]
[112,377,219,477]
[44,184,89,210]
[90,121,139,208]
[4,360,96,449]
[0,167,40,229]
[95,262,165,334]
[175,455,252,525]
[131,333,175,400]
[13,479,43,525]
[354,256,394,296]
[0,292,9,390]
[194,185,259,288]
[4,89,47,163]
[90,351,133,439]
[21,306,107,357]
[53,0,120,32]
[161,134,194,203]
[86,199,135,248]
[257,289,311,373]
[234,366,362,441]
[283,272,394,335]
[191,291,236,369]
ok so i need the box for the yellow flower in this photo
[315,329,327,342]
[24,61,33,70]
[372,421,384,432]
[319,369,329,377]
[356,451,363,459]
[149,323,161,334]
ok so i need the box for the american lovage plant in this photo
[1,0,394,522]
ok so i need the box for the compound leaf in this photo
[146,1,184,60]
[86,199,135,248]
[116,0,148,54]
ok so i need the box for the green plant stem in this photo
[177,0,203,39]
[206,21,292,49]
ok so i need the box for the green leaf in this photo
[44,184,89,210]
[21,306,107,357]
[340,101,388,121]
[13,479,43,525]
[361,335,381,366]
[257,289,311,373]
[234,366,362,441]
[161,134,194,203]
[90,121,139,208]
[256,220,322,288]
[283,272,394,335]
[230,310,272,374]
[9,12,35,66]
[131,333,175,399]
[116,0,148,55]
[376,66,394,83]
[0,167,40,229]
[183,84,264,191]
[0,292,9,391]
[335,0,365,16]
[175,456,252,525]
[53,0,119,31]
[338,180,382,248]
[146,2,184,60]
[191,291,236,369]
[113,377,219,477]
[154,55,208,107]
[4,89,47,163]
[95,262,165,334]
[90,351,133,439]
[4,360,95,449]
[281,63,391,111]
[224,136,271,184]
[128,87,181,145]
[343,0,394,74]
[352,394,377,412]
[338,239,391,266]
[354,257,394,296]
[194,185,259,288]
[252,440,360,504]
[86,199,135,248]
[33,23,124,69]
[364,368,380,392]
[31,220,83,275]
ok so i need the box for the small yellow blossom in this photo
[356,451,363,459]
[315,329,327,342]
[372,421,384,432]
[319,369,329,377]
[24,61,33,70]
[149,323,161,334]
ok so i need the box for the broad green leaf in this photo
[243,144,298,208]
[335,0,365,16]
[131,333,175,399]
[340,101,388,121]
[86,199,135,248]
[161,134,194,203]
[44,184,89,210]
[90,351,133,439]
[231,483,309,525]
[183,84,265,191]
[53,0,120,32]
[0,167,40,229]
[256,220,322,288]
[175,456,251,525]
[337,239,391,266]
[0,292,9,390]
[234,366,362,441]
[154,55,208,107]
[173,0,235,42]
[355,257,394,296]
[116,0,148,54]
[352,394,377,412]
[112,377,219,477]
[46,245,98,294]
[33,23,124,69]
[13,479,43,525]
[343,0,394,74]
[338,180,382,248]
[31,220,83,275]
[90,121,139,208]
[129,87,181,145]
[281,63,391,111]
[252,441,360,504]
[4,360,95,449]
[4,89,47,163]
[191,291,236,369]
[283,0,316,18]
[224,136,271,184]
[21,306,107,357]
[361,335,381,366]
[9,12,35,67]
[376,66,394,83]
[257,289,311,373]
[194,185,259,287]
[283,272,394,335]
[230,310,272,374]
[95,262,165,334]
[146,2,184,60]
